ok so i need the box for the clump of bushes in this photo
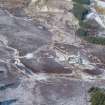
[72,0,105,45]
[77,21,92,36]
[72,0,90,37]
[72,3,90,21]
[89,87,105,105]
[77,28,88,36]
[85,36,105,45]
[73,0,90,5]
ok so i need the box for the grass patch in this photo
[89,87,105,105]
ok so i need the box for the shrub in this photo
[88,87,100,93]
[72,3,89,21]
[73,0,90,5]
[77,28,88,36]
[89,87,105,105]
[85,37,105,45]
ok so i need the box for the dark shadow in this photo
[0,99,17,105]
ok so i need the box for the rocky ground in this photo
[0,0,105,105]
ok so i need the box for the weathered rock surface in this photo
[0,0,105,105]
[0,10,54,95]
[24,0,80,44]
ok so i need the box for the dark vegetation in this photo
[0,99,17,105]
[77,21,92,37]
[89,87,105,105]
[72,0,105,45]
[84,37,105,45]
[72,3,90,21]
[73,0,90,5]
[72,0,90,36]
